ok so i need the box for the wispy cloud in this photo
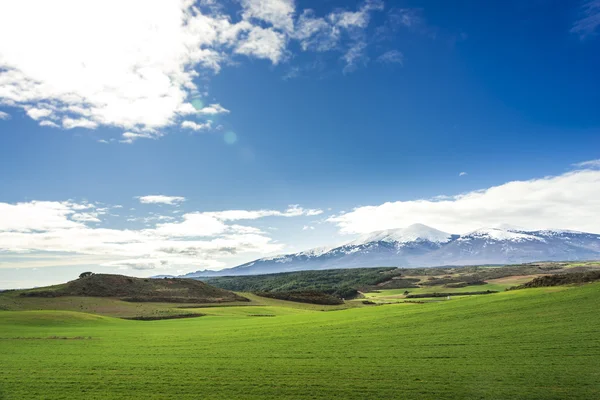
[459,171,468,176]
[571,0,600,38]
[0,111,10,120]
[137,195,186,205]
[376,50,404,65]
[120,132,161,144]
[572,158,600,168]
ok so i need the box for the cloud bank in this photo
[328,168,600,234]
[0,200,323,271]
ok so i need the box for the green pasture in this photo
[1,283,599,399]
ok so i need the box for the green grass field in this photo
[1,283,600,399]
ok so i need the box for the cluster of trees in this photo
[515,270,600,289]
[204,267,405,299]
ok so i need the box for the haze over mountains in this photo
[164,224,600,278]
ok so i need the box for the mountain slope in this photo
[178,224,600,278]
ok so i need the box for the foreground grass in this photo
[1,284,599,399]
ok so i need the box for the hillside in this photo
[2,282,600,399]
[202,262,599,299]
[16,274,248,303]
[177,224,600,277]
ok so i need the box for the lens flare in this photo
[224,131,237,145]
[191,98,204,110]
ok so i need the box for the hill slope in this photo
[1,283,600,399]
[17,274,248,303]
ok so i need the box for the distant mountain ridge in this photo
[171,224,600,278]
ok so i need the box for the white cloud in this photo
[235,26,288,64]
[573,159,600,169]
[241,0,295,33]
[62,117,98,130]
[295,1,385,72]
[0,201,320,271]
[204,205,323,220]
[295,10,339,52]
[25,107,53,120]
[0,201,91,232]
[459,171,467,176]
[342,41,368,73]
[0,0,398,140]
[39,120,59,128]
[0,1,256,135]
[196,103,230,115]
[302,225,315,230]
[0,111,10,120]
[181,120,212,131]
[377,50,403,64]
[71,212,102,223]
[571,0,600,38]
[120,132,160,144]
[137,195,186,205]
[328,169,600,234]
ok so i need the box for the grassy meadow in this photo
[1,283,600,399]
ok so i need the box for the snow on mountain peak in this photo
[462,227,545,242]
[349,223,453,246]
[297,246,335,257]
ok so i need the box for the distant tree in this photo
[79,272,94,279]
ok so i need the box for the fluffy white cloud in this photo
[138,195,186,205]
[39,120,59,128]
[328,169,600,234]
[62,118,98,130]
[181,120,212,131]
[0,0,393,138]
[241,0,296,33]
[25,107,53,120]
[0,1,259,134]
[235,26,288,64]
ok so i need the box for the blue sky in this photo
[0,0,599,288]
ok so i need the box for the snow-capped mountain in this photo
[175,224,600,278]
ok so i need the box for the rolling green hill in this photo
[15,273,248,303]
[1,283,599,399]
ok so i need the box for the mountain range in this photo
[168,224,600,278]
